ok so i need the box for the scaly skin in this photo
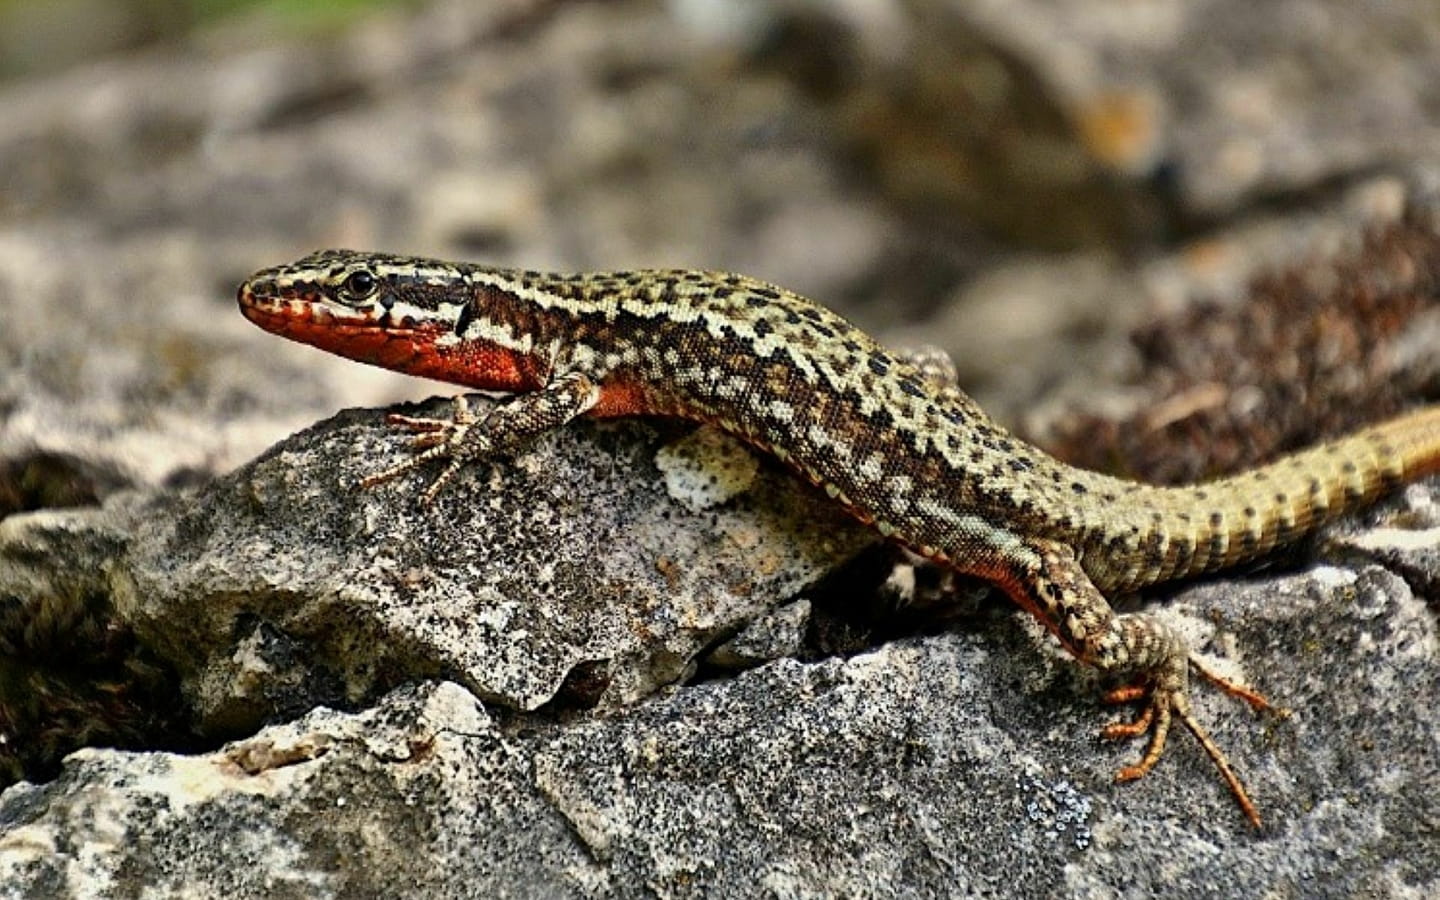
[239,249,1440,827]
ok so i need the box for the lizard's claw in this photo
[1101,682,1176,784]
[360,396,489,503]
[357,373,600,505]
[1099,661,1273,829]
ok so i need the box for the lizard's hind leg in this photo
[1004,538,1271,827]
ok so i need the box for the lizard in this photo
[238,248,1440,828]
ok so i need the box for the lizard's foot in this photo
[360,395,491,504]
[358,372,603,505]
[1099,654,1275,828]
[1015,540,1279,827]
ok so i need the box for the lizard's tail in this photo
[1105,406,1440,589]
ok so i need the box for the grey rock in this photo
[1,398,870,754]
[754,0,1440,240]
[1328,484,1440,609]
[3,527,1436,897]
[705,598,812,670]
[0,681,597,899]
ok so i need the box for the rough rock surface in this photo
[3,510,1438,897]
[0,401,869,750]
[2,0,1439,897]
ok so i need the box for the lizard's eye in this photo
[340,270,378,301]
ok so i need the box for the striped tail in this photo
[1103,406,1440,590]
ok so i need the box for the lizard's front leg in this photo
[361,371,601,505]
[1002,538,1274,827]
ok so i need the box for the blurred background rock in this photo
[2,0,1437,491]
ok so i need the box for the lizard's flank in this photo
[239,249,1440,828]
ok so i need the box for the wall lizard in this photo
[238,249,1440,827]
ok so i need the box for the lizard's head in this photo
[238,248,473,374]
[238,249,549,391]
[238,248,467,333]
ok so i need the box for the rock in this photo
[743,0,1440,242]
[0,681,597,899]
[704,598,812,669]
[0,399,871,778]
[3,524,1437,896]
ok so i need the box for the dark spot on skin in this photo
[1176,512,1190,523]
[752,287,781,300]
[453,300,475,336]
[900,378,926,399]
[1101,492,1116,502]
[1151,511,1164,523]
[1342,461,1358,474]
[1210,512,1223,527]
[1009,457,1033,473]
[714,287,734,300]
[1309,478,1323,495]
[842,339,862,352]
[1143,540,1164,568]
[970,449,985,464]
[1172,538,1194,569]
[378,292,396,311]
[1243,506,1257,517]
[1193,490,1208,501]
[1253,471,1268,481]
[753,317,774,337]
[1070,482,1087,494]
[1241,531,1259,553]
[1274,492,1288,504]
[869,357,890,376]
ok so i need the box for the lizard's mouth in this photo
[237,281,445,369]
[238,282,433,333]
[237,282,374,329]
